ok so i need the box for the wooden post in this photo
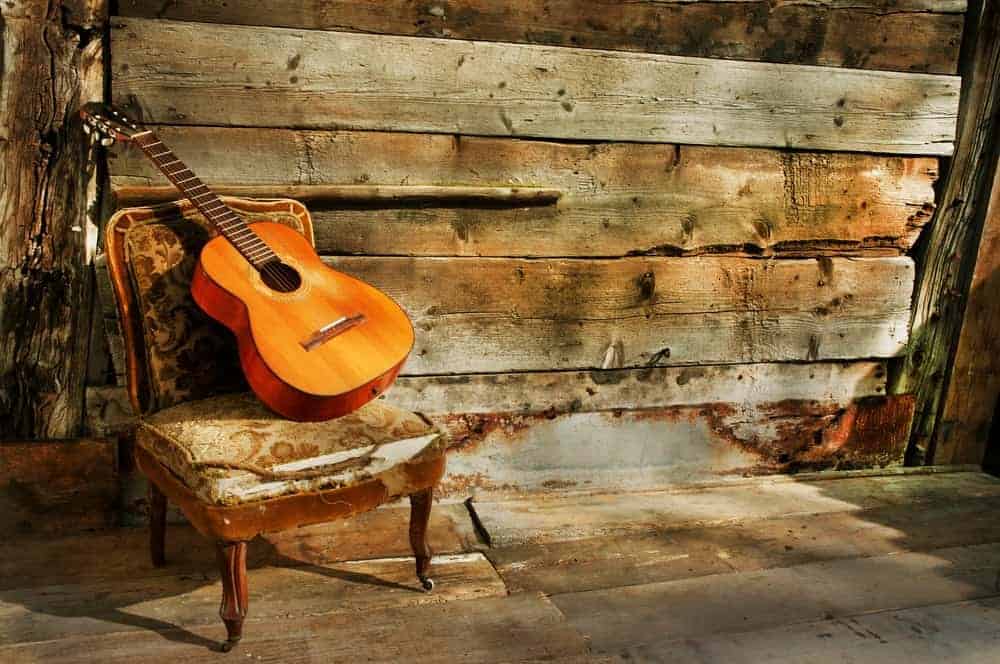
[0,1,106,439]
[891,0,1000,465]
[934,151,1000,464]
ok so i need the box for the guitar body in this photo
[191,222,414,421]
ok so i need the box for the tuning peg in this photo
[100,137,115,147]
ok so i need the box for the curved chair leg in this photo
[409,487,435,592]
[216,541,249,652]
[149,482,167,568]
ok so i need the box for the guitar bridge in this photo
[300,314,367,351]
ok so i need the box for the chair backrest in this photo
[104,197,314,415]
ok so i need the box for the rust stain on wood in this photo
[697,394,917,473]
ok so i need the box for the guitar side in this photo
[191,222,414,421]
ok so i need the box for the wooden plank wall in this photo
[99,1,964,496]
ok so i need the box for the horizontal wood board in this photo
[323,255,914,372]
[0,553,506,646]
[0,439,118,535]
[108,128,939,257]
[118,0,965,74]
[0,591,589,663]
[111,18,961,154]
[471,470,1000,546]
[488,494,1000,595]
[555,543,1000,655]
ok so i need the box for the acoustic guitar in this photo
[81,103,415,421]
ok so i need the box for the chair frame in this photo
[105,197,445,651]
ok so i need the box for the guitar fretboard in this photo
[133,131,277,268]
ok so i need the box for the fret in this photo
[137,130,276,268]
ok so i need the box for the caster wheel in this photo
[419,576,435,592]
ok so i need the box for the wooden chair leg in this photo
[216,541,249,652]
[409,486,435,592]
[149,482,167,567]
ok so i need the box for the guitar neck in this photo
[132,131,276,267]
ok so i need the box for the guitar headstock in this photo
[80,102,145,146]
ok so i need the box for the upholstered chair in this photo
[103,197,447,651]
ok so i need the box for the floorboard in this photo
[0,502,481,591]
[488,495,1000,594]
[3,471,998,662]
[0,592,589,664]
[0,553,504,646]
[649,598,1000,664]
[553,543,1000,656]
[472,471,1000,546]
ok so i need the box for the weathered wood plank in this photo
[391,361,889,415]
[934,150,1000,464]
[0,553,504,646]
[0,1,105,438]
[435,395,915,496]
[0,592,589,663]
[111,18,960,154]
[108,127,939,257]
[471,471,1000,545]
[553,543,1000,655]
[118,0,964,74]
[86,361,889,435]
[0,439,117,534]
[324,256,914,373]
[489,495,1000,595]
[0,503,480,591]
[893,0,1000,464]
[658,598,1000,663]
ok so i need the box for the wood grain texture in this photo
[554,543,1000,656]
[488,495,1000,595]
[0,591,588,663]
[0,1,105,438]
[324,255,914,373]
[935,152,1000,464]
[108,127,940,257]
[84,360,889,435]
[117,0,965,74]
[471,471,1000,545]
[0,439,117,534]
[434,395,915,496]
[111,18,960,154]
[893,0,1000,464]
[0,552,507,647]
[119,0,965,74]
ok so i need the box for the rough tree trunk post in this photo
[0,1,105,439]
[892,0,1000,465]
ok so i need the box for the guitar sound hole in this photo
[260,261,302,293]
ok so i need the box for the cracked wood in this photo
[118,0,964,74]
[321,255,914,373]
[111,17,960,154]
[108,127,938,257]
[0,0,105,438]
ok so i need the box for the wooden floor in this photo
[3,470,999,663]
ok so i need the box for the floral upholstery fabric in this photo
[124,207,306,412]
[137,392,447,506]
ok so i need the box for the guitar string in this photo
[139,136,299,292]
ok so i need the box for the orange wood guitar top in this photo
[197,222,414,398]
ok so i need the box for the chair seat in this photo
[136,392,447,507]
